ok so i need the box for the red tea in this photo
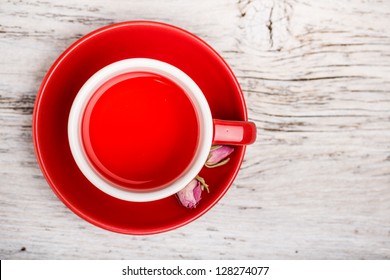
[82,72,199,191]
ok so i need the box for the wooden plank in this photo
[1,0,390,259]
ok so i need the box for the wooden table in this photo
[1,0,389,259]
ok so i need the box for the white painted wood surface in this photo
[1,0,390,259]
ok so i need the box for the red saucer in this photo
[33,21,248,234]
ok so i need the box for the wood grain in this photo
[1,0,390,259]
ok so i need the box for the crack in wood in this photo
[267,5,274,47]
[237,0,253,18]
[237,75,368,82]
[0,95,35,115]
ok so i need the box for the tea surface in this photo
[82,72,199,190]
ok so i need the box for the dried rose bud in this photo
[176,175,209,208]
[205,145,234,168]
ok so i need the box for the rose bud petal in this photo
[205,145,234,168]
[176,179,202,208]
[176,176,209,208]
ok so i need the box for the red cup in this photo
[68,58,256,202]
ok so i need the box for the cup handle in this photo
[212,119,257,145]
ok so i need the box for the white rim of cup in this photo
[68,58,213,202]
